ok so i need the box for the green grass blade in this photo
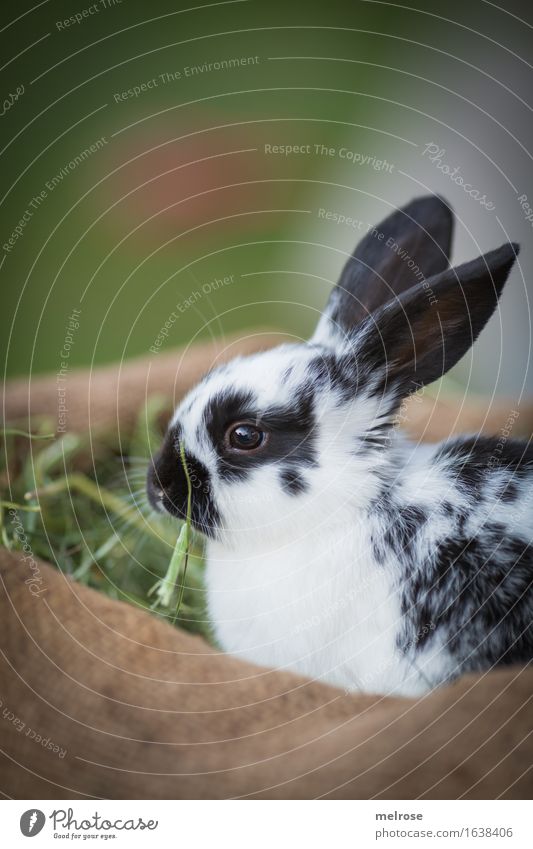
[148,440,193,616]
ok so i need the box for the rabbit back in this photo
[381,434,533,687]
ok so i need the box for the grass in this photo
[0,399,209,638]
[148,441,193,618]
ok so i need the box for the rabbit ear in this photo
[313,195,454,345]
[356,242,519,398]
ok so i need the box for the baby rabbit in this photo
[147,196,532,696]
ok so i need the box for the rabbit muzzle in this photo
[146,434,220,537]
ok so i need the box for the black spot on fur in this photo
[497,478,520,503]
[440,500,455,517]
[203,388,256,445]
[398,506,428,550]
[307,350,363,404]
[280,467,308,495]
[357,423,393,453]
[203,387,318,482]
[371,535,386,565]
[436,435,533,492]
[398,527,533,673]
[368,488,430,567]
[379,504,428,557]
[282,364,295,383]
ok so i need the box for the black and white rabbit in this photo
[147,196,532,696]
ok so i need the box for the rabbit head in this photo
[147,196,519,546]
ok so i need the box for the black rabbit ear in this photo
[357,242,519,398]
[313,195,454,345]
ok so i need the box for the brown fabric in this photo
[2,332,533,798]
[403,392,533,443]
[1,550,531,799]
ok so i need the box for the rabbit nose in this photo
[146,450,189,520]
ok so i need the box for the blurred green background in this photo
[2,0,532,397]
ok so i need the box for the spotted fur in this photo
[147,196,530,696]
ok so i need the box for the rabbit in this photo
[147,195,532,697]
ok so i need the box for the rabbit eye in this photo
[226,422,267,452]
